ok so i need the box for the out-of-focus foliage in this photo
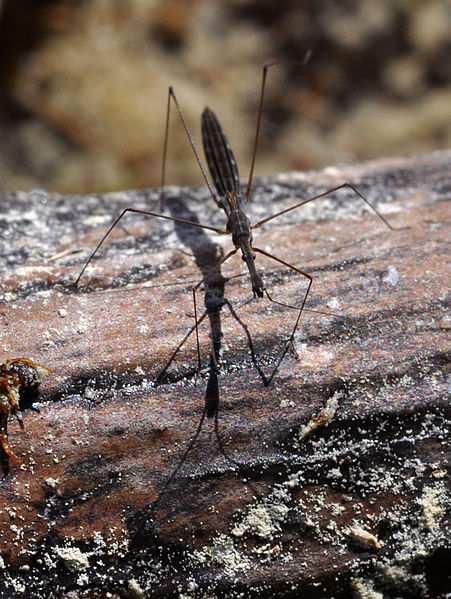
[0,0,450,193]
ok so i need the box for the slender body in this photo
[201,108,264,298]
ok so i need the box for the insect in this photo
[0,357,48,475]
[149,209,343,509]
[73,60,396,505]
[74,59,394,386]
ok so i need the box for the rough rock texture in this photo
[0,151,450,597]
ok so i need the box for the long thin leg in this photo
[92,274,339,322]
[252,183,395,230]
[192,288,202,373]
[253,247,313,386]
[151,394,259,511]
[73,207,226,286]
[159,87,171,212]
[153,338,217,510]
[158,247,239,384]
[224,300,269,386]
[264,289,342,318]
[246,52,312,201]
[155,311,208,385]
[160,86,218,211]
[150,409,207,513]
[264,289,340,361]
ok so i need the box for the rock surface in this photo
[0,151,450,597]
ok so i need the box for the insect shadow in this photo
[73,59,397,509]
[148,201,256,511]
[149,195,346,512]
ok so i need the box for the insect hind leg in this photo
[253,247,313,387]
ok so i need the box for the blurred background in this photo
[0,0,450,194]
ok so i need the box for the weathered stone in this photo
[0,152,449,597]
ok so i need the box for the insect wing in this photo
[201,108,242,213]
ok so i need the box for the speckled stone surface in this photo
[0,152,449,597]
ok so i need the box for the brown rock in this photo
[0,152,449,597]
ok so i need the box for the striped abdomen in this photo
[201,108,241,198]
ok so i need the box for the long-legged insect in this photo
[74,63,393,506]
[74,60,395,389]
